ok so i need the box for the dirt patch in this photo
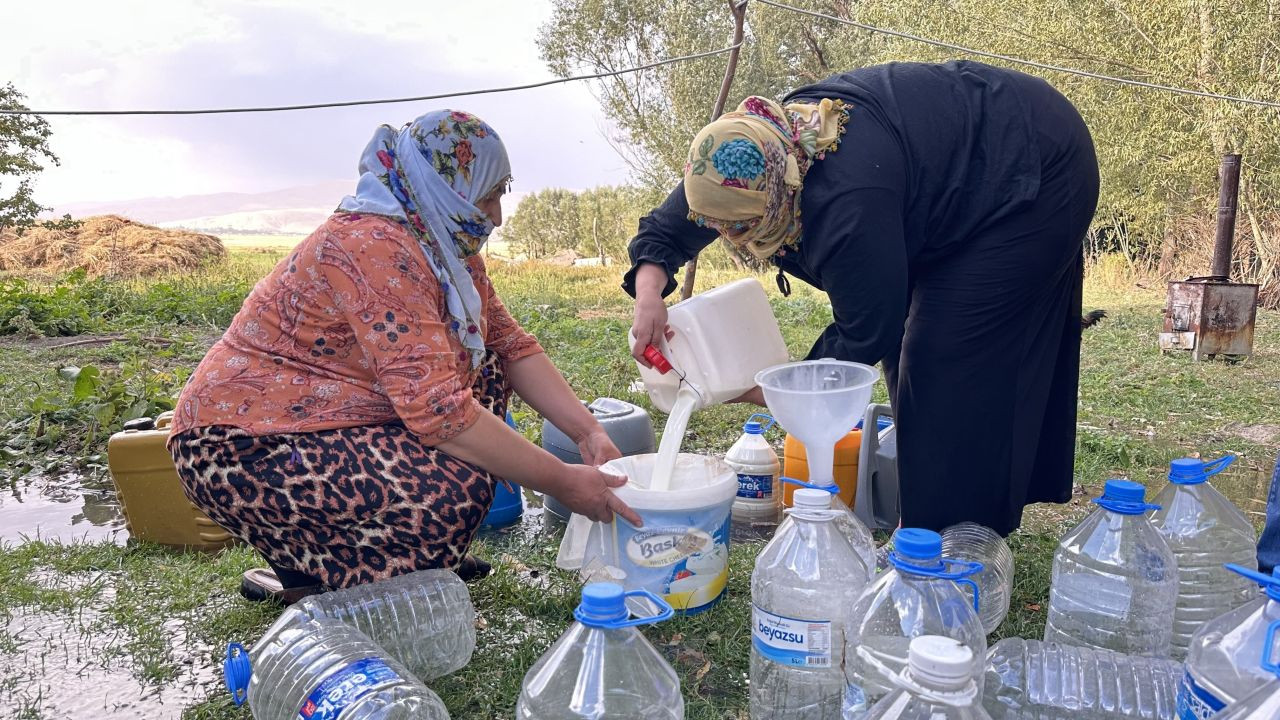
[0,215,225,277]
[1228,423,1280,444]
[576,308,627,321]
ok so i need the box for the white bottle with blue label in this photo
[1178,563,1280,719]
[727,413,782,539]
[751,488,870,719]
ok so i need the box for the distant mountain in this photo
[49,184,531,236]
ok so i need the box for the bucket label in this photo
[736,473,775,499]
[626,527,713,568]
[298,657,400,720]
[752,604,832,668]
[1176,671,1226,720]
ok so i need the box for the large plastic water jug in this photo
[727,413,783,539]
[751,489,871,719]
[296,568,474,682]
[224,608,449,720]
[1043,479,1178,658]
[516,583,681,719]
[940,523,1014,635]
[1178,563,1280,718]
[106,412,236,549]
[541,398,657,522]
[1149,455,1258,660]
[845,528,987,713]
[851,636,991,720]
[776,478,877,576]
[983,637,1184,720]
[1212,675,1280,719]
[633,278,789,413]
[854,403,900,530]
[557,453,737,614]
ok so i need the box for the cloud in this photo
[3,0,631,205]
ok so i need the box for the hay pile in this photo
[0,215,226,277]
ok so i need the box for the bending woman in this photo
[626,60,1099,536]
[170,110,639,603]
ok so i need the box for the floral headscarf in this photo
[337,110,511,369]
[684,96,848,260]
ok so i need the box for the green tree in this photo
[0,84,60,229]
[501,188,583,259]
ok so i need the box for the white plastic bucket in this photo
[632,278,789,413]
[557,453,738,614]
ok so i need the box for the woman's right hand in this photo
[632,294,672,366]
[555,464,644,526]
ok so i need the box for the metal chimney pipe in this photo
[1211,153,1242,280]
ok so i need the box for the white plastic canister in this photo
[725,414,781,532]
[557,453,738,614]
[632,279,789,413]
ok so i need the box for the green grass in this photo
[0,252,1276,718]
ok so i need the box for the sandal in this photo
[239,568,325,605]
[456,555,493,582]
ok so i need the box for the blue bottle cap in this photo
[1169,455,1236,485]
[892,528,943,561]
[224,642,251,706]
[576,583,629,625]
[1094,479,1161,515]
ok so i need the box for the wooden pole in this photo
[679,0,747,301]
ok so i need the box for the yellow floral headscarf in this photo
[684,96,848,260]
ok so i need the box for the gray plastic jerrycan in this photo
[541,398,657,522]
[854,403,900,530]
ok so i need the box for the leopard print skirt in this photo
[169,352,509,590]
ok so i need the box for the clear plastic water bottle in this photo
[728,414,783,540]
[516,583,682,719]
[752,488,871,719]
[1212,679,1280,719]
[1178,564,1280,718]
[778,477,877,576]
[224,607,450,720]
[1149,455,1258,661]
[297,568,475,682]
[1043,479,1177,658]
[851,636,991,720]
[941,523,1014,634]
[845,528,987,714]
[983,637,1184,720]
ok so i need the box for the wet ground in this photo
[0,469,127,545]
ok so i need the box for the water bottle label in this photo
[1176,671,1226,720]
[297,657,400,720]
[751,604,831,668]
[736,473,774,499]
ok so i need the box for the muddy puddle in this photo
[0,470,127,545]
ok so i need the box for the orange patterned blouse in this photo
[170,213,543,444]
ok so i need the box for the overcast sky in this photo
[3,0,632,205]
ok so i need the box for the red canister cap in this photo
[642,345,673,374]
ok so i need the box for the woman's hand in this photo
[578,429,622,466]
[631,263,674,367]
[729,386,766,406]
[554,464,643,526]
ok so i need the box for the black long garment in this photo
[622,60,1099,536]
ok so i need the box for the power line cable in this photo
[755,0,1280,111]
[0,41,743,117]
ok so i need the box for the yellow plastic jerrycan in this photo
[782,431,862,508]
[106,412,236,550]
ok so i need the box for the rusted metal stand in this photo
[679,0,747,301]
[1160,154,1260,361]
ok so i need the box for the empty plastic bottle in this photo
[297,568,475,682]
[848,636,991,720]
[982,637,1184,720]
[845,528,987,715]
[1178,564,1280,719]
[516,583,682,719]
[1149,455,1259,661]
[778,478,877,576]
[941,523,1014,634]
[752,489,872,719]
[1043,479,1177,658]
[224,607,450,720]
[1212,680,1280,719]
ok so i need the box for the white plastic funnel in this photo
[755,360,880,487]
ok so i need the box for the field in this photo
[0,248,1277,719]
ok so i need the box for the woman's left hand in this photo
[578,429,623,467]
